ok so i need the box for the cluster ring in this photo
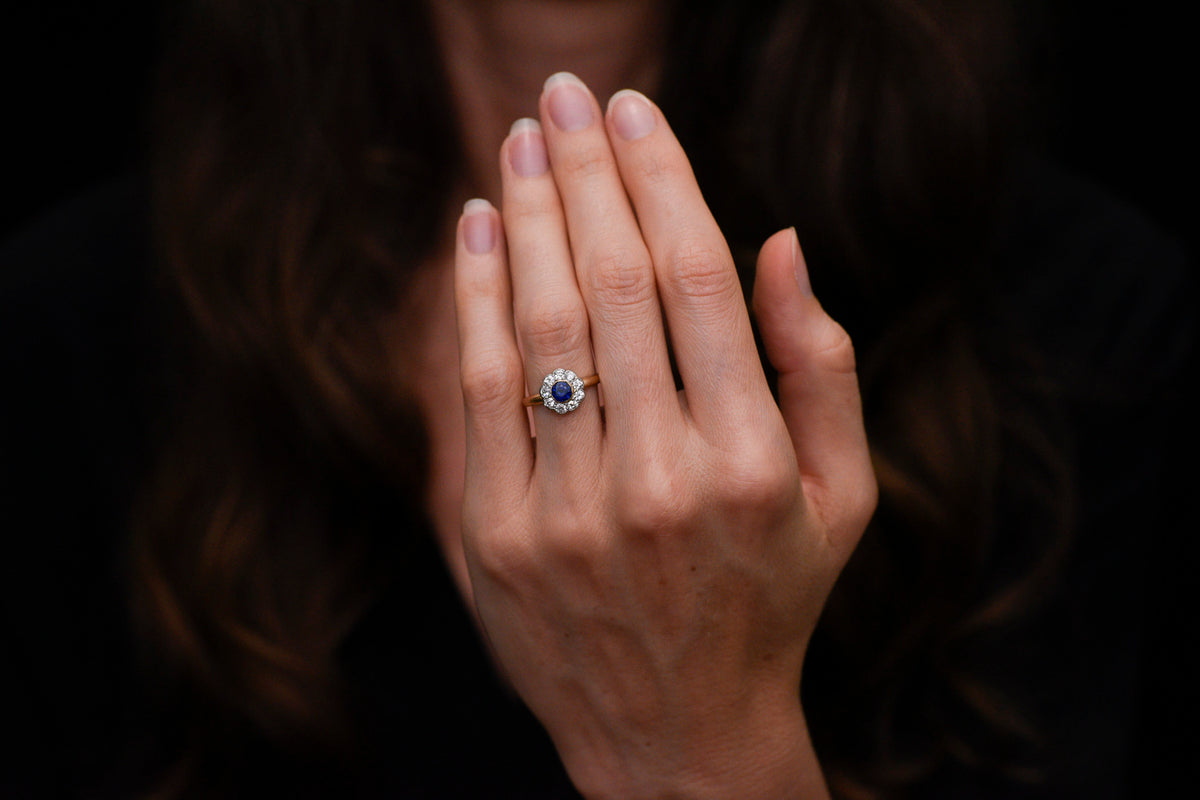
[523,368,600,414]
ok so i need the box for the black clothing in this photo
[1,161,1193,798]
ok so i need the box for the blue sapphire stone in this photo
[551,380,573,402]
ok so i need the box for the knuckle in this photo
[463,502,534,580]
[457,269,505,304]
[522,297,590,356]
[634,150,680,186]
[471,529,536,583]
[587,250,656,309]
[665,243,737,300]
[456,237,507,291]
[460,352,525,409]
[718,449,798,514]
[616,462,693,534]
[820,471,878,557]
[560,143,613,180]
[537,518,604,569]
[505,192,560,225]
[811,315,858,375]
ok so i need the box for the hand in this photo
[453,73,876,799]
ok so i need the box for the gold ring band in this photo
[524,373,600,407]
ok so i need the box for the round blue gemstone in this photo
[551,380,573,402]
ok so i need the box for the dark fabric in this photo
[0,159,1193,797]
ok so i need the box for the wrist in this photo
[562,697,830,800]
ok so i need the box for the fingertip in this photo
[506,118,550,177]
[462,197,496,217]
[754,226,835,376]
[461,198,499,256]
[789,228,813,297]
[754,228,800,310]
[755,227,811,296]
[606,89,658,141]
[756,227,795,265]
[454,197,509,321]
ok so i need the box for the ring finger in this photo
[501,118,601,473]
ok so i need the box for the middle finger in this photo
[539,73,678,445]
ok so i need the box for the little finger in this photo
[455,198,533,504]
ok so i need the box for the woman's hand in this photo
[453,73,876,799]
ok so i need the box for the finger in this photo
[752,228,877,556]
[604,89,766,434]
[501,118,602,471]
[455,198,533,504]
[539,73,677,442]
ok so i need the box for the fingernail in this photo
[544,72,594,132]
[462,198,496,255]
[790,227,813,296]
[608,90,657,141]
[508,118,549,176]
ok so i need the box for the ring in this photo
[523,368,600,414]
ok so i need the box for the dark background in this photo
[0,1,1195,260]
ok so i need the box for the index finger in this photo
[604,90,767,433]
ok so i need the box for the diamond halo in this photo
[539,368,586,414]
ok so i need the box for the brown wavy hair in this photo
[136,0,1073,796]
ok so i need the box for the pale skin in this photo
[416,0,670,597]
[412,2,878,797]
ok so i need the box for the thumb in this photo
[752,228,876,549]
